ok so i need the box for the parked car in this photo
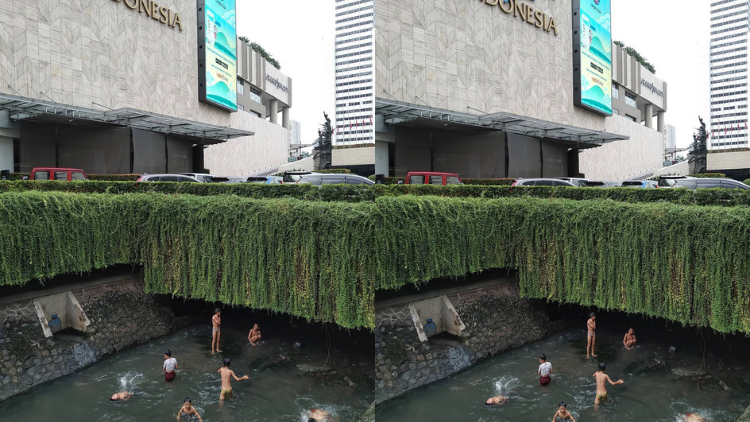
[657,175,694,188]
[671,178,750,190]
[282,171,319,184]
[511,178,576,187]
[620,180,658,188]
[30,167,87,181]
[136,174,201,182]
[296,174,375,185]
[555,177,589,187]
[226,176,283,184]
[404,172,463,185]
[584,181,621,187]
[181,173,218,183]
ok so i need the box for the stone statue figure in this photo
[313,112,333,170]
[689,116,707,175]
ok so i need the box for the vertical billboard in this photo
[198,0,238,112]
[573,0,612,116]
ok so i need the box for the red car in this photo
[30,167,88,181]
[404,172,463,185]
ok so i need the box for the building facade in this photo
[331,0,668,180]
[0,0,290,177]
[709,0,750,150]
[334,0,375,145]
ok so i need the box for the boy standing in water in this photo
[538,353,552,386]
[552,402,576,421]
[593,362,624,405]
[586,313,597,358]
[177,397,203,422]
[248,323,262,346]
[163,349,177,382]
[212,308,222,354]
[218,358,249,400]
[623,328,637,351]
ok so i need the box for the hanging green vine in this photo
[1,192,749,332]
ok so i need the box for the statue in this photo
[688,116,707,175]
[313,112,333,170]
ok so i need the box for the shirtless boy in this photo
[212,308,222,354]
[485,395,508,405]
[623,328,637,351]
[593,362,624,405]
[218,358,249,400]
[684,414,706,422]
[307,408,335,422]
[177,397,203,422]
[248,324,262,346]
[587,313,597,358]
[552,402,576,422]
[110,391,133,401]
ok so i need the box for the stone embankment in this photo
[374,283,552,403]
[0,280,178,400]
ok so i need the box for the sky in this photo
[238,0,708,150]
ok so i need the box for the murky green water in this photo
[376,322,750,422]
[0,324,373,421]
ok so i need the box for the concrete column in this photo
[269,100,278,124]
[657,111,666,133]
[282,107,290,129]
[644,104,653,129]
[375,140,390,177]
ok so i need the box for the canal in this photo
[0,319,374,421]
[376,314,750,422]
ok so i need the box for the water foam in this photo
[493,375,519,397]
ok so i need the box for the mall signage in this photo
[479,0,559,36]
[265,75,289,93]
[111,0,183,31]
[641,79,664,97]
[197,0,238,112]
[573,0,613,116]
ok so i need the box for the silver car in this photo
[511,178,576,187]
[137,174,201,182]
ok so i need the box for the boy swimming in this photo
[163,349,177,382]
[593,362,624,405]
[587,313,597,358]
[552,402,576,421]
[177,397,203,422]
[485,395,508,405]
[538,353,552,386]
[212,308,222,354]
[110,391,133,401]
[218,358,249,400]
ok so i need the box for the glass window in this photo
[160,176,180,182]
[409,175,425,184]
[625,92,637,108]
[249,89,262,104]
[696,181,721,189]
[613,108,619,115]
[34,171,50,180]
[534,180,556,186]
[429,176,443,185]
[345,177,366,185]
[721,180,746,189]
[612,84,619,99]
[55,172,68,181]
[238,104,244,111]
[446,176,461,185]
[321,177,345,185]
[71,172,86,181]
[237,79,244,95]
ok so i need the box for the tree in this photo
[614,40,656,74]
[313,112,333,170]
[238,36,249,44]
[237,36,281,70]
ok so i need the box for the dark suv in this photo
[296,174,375,185]
[671,178,750,190]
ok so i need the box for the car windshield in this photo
[658,178,679,187]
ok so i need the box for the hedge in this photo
[0,192,374,329]
[745,179,750,186]
[314,169,352,174]
[2,181,750,207]
[462,178,516,186]
[2,192,750,333]
[689,173,726,178]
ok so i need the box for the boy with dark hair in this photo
[177,397,203,422]
[587,313,597,358]
[593,362,624,405]
[212,308,222,354]
[538,353,552,386]
[485,395,508,405]
[552,402,576,421]
[218,358,249,400]
[110,391,133,401]
[163,349,177,382]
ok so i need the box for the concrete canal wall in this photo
[0,278,178,401]
[374,282,552,403]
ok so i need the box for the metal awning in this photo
[376,98,628,148]
[0,93,253,144]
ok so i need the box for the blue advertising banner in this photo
[199,0,237,112]
[574,0,612,116]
